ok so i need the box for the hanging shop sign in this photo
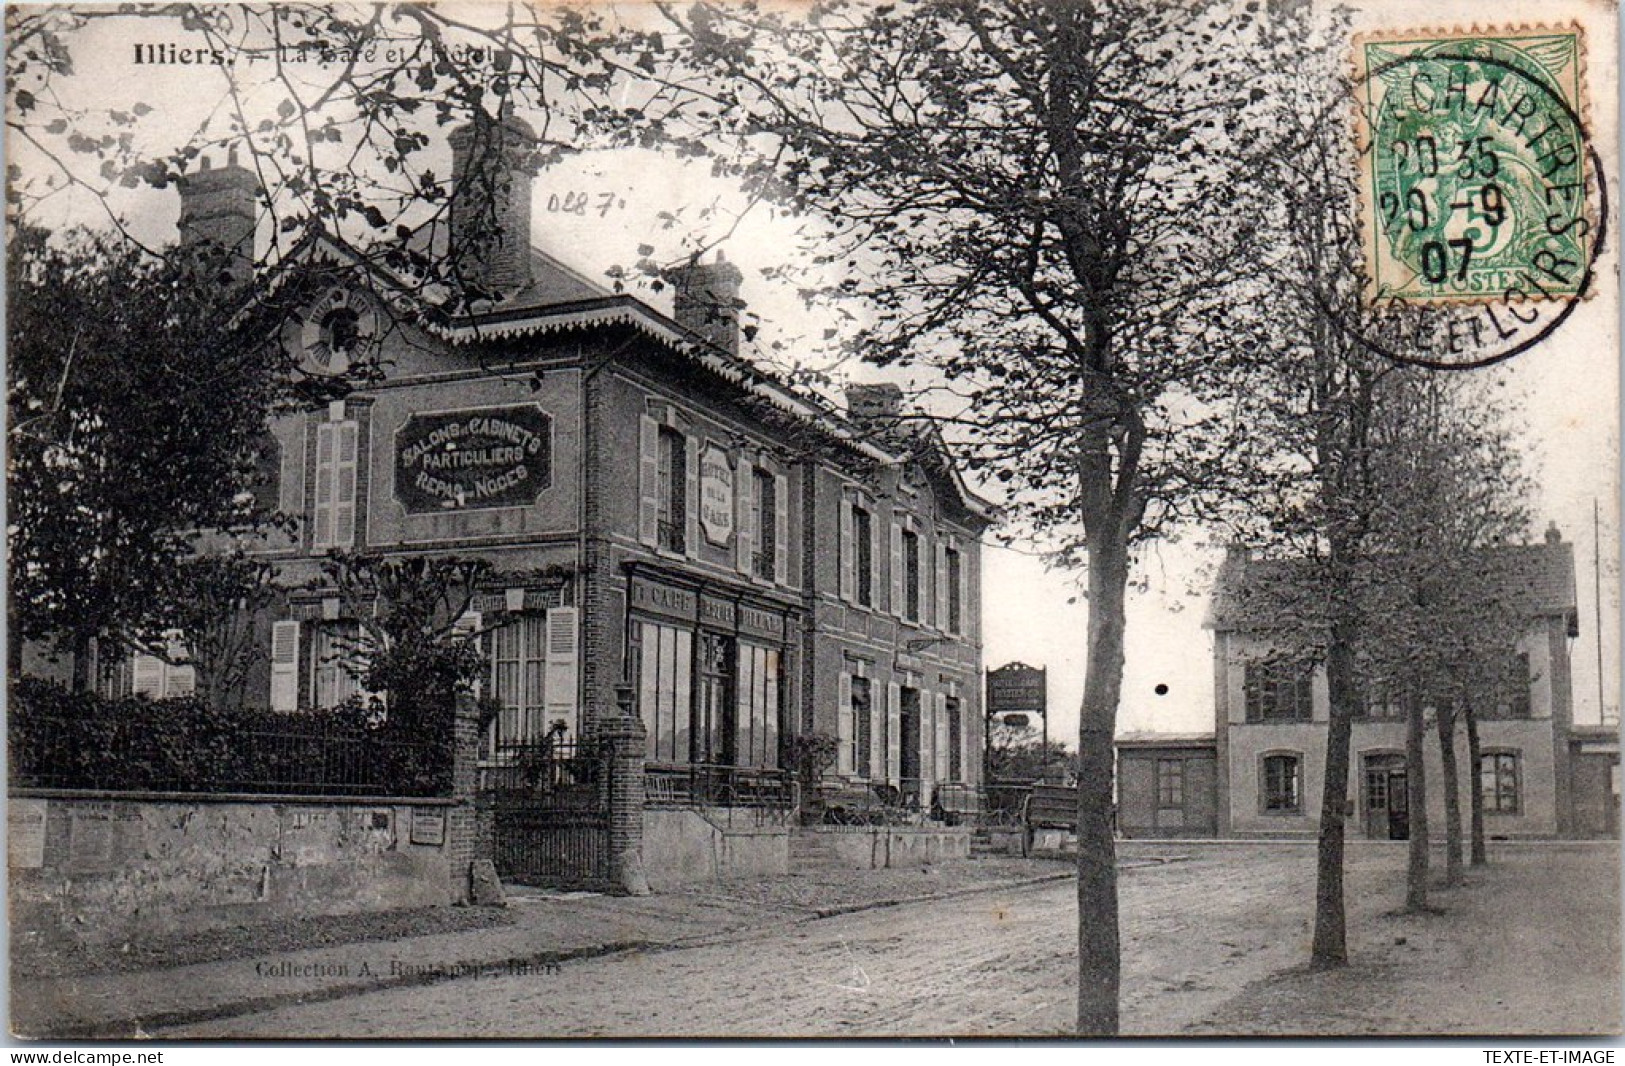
[395,405,552,513]
[699,443,735,545]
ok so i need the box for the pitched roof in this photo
[1206,537,1578,635]
[1114,731,1217,750]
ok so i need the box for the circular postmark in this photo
[1323,29,1609,370]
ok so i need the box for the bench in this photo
[1020,783,1079,855]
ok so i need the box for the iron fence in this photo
[645,762,796,812]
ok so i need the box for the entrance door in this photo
[1364,754,1409,840]
[1386,770,1409,840]
[696,633,736,766]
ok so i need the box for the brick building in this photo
[63,113,993,857]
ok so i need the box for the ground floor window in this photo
[490,613,548,753]
[1262,753,1302,813]
[852,676,874,779]
[946,697,963,782]
[639,621,694,763]
[1157,758,1185,809]
[1480,752,1521,814]
[312,621,365,709]
[735,641,782,769]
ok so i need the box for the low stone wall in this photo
[803,825,973,869]
[9,791,461,949]
[641,808,789,892]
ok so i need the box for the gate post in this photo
[600,684,651,896]
[449,693,496,903]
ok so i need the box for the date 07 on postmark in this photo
[1354,28,1591,306]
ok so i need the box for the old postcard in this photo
[6,0,1618,1042]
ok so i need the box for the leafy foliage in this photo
[6,226,298,668]
[9,678,451,796]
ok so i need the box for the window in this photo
[946,697,963,782]
[852,676,874,779]
[1480,752,1521,814]
[1502,652,1532,719]
[639,621,694,764]
[1244,660,1314,722]
[1262,754,1302,812]
[853,505,874,607]
[1361,681,1405,720]
[312,622,365,709]
[753,469,776,580]
[946,547,963,634]
[657,426,687,553]
[735,643,782,769]
[490,615,548,754]
[1157,758,1185,809]
[902,530,921,622]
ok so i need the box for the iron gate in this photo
[483,738,613,888]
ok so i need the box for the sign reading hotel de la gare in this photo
[395,405,552,513]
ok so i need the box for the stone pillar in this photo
[448,694,499,904]
[600,684,650,896]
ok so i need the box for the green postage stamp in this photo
[1354,27,1592,305]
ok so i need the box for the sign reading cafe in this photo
[395,405,552,513]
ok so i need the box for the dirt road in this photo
[164,842,1620,1038]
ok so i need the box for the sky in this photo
[11,0,1620,743]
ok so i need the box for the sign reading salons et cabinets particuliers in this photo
[395,405,552,513]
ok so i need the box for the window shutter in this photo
[270,620,300,712]
[837,671,854,775]
[870,684,886,780]
[735,456,755,575]
[774,472,790,586]
[683,433,700,557]
[936,541,951,633]
[959,546,972,637]
[886,682,902,784]
[890,522,904,618]
[921,535,935,629]
[312,422,335,550]
[936,692,951,782]
[839,500,856,603]
[543,607,580,732]
[638,414,660,547]
[132,653,165,698]
[333,419,359,548]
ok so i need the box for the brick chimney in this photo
[448,108,536,299]
[177,148,257,282]
[672,253,744,356]
[845,383,904,424]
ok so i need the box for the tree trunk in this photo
[1311,617,1357,968]
[1405,692,1430,910]
[1435,703,1464,885]
[1466,704,1487,865]
[69,629,93,693]
[1076,529,1127,1036]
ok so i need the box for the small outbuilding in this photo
[1115,732,1218,838]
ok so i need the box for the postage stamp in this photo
[1353,27,1592,306]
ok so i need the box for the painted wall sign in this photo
[630,577,698,623]
[699,444,735,546]
[395,405,552,513]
